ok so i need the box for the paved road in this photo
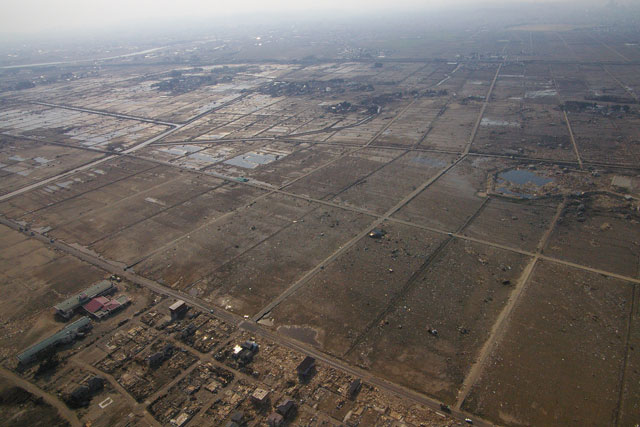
[32,101,179,127]
[0,215,487,426]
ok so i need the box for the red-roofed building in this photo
[83,295,131,319]
[83,296,109,314]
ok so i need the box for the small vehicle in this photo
[439,403,451,413]
[465,418,473,425]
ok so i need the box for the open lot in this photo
[269,221,447,356]
[1,16,640,427]
[546,194,640,277]
[348,238,531,403]
[462,261,635,426]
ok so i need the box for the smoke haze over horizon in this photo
[0,0,629,36]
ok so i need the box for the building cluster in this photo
[16,295,457,426]
[17,278,132,366]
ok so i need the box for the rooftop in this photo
[17,316,91,363]
[54,280,114,313]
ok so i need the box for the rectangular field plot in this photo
[619,286,640,427]
[269,221,447,356]
[371,98,447,148]
[568,110,640,165]
[17,167,224,246]
[463,197,560,252]
[193,204,373,316]
[331,151,455,215]
[472,101,576,160]
[283,148,400,201]
[545,194,640,278]
[134,194,321,289]
[347,239,530,403]
[0,157,158,219]
[0,139,104,197]
[0,105,170,151]
[462,261,634,427]
[240,144,350,188]
[419,101,482,151]
[392,156,508,231]
[89,182,265,266]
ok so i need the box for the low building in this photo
[169,300,188,320]
[347,379,362,399]
[17,316,92,365]
[276,397,296,418]
[54,280,115,319]
[296,356,316,379]
[267,412,284,427]
[170,412,190,427]
[251,388,270,405]
[83,295,131,319]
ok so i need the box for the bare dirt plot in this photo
[91,183,266,266]
[324,104,410,146]
[0,377,69,427]
[607,64,640,96]
[162,113,243,142]
[371,98,447,148]
[492,63,526,100]
[194,204,372,316]
[348,239,530,403]
[491,74,525,101]
[283,148,400,200]
[141,140,269,171]
[0,105,170,151]
[0,224,106,361]
[268,221,447,356]
[545,194,640,278]
[50,172,223,246]
[0,140,105,197]
[568,111,640,165]
[559,30,625,63]
[332,151,456,215]
[459,67,498,99]
[393,156,505,232]
[419,101,482,151]
[0,156,157,219]
[25,168,220,246]
[555,64,631,101]
[472,101,575,160]
[241,144,351,187]
[463,197,560,252]
[17,165,184,231]
[619,284,640,427]
[207,141,298,179]
[462,260,634,426]
[135,193,318,289]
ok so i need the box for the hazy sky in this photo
[1,0,590,35]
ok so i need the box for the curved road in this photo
[0,366,82,427]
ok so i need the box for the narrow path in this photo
[562,110,583,169]
[614,283,638,426]
[464,63,502,154]
[454,198,567,409]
